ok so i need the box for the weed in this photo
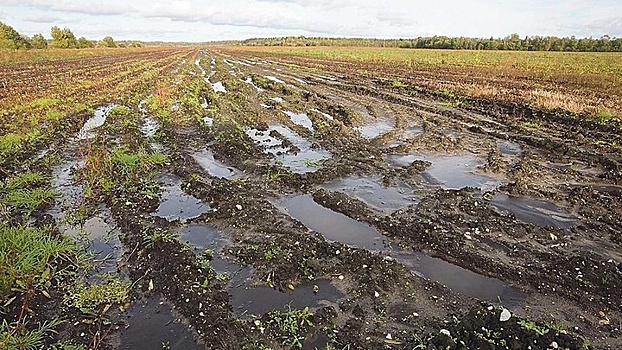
[518,320,550,336]
[0,318,64,350]
[64,276,129,313]
[4,188,56,215]
[392,80,407,88]
[266,305,313,349]
[521,121,540,129]
[0,225,78,298]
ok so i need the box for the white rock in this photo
[235,204,243,210]
[440,329,451,336]
[385,333,392,340]
[500,308,511,322]
[374,291,380,298]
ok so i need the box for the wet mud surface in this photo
[21,48,622,349]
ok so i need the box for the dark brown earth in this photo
[5,48,622,349]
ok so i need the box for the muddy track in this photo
[10,48,621,349]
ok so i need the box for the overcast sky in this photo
[1,0,621,42]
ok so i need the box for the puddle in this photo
[265,75,285,84]
[63,208,122,274]
[394,251,526,307]
[140,117,160,138]
[202,116,214,127]
[322,176,418,213]
[294,77,308,84]
[279,194,525,305]
[310,108,333,121]
[403,126,424,138]
[50,159,84,214]
[119,296,201,350]
[356,119,395,139]
[490,194,577,231]
[315,74,338,81]
[388,153,500,190]
[77,104,116,139]
[246,125,331,173]
[200,97,209,109]
[270,97,283,103]
[278,195,389,250]
[194,58,206,77]
[260,103,272,109]
[497,140,522,156]
[191,150,237,179]
[230,269,341,316]
[245,77,264,92]
[179,224,226,254]
[283,111,314,131]
[152,174,210,223]
[212,81,227,93]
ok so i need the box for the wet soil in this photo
[14,48,622,349]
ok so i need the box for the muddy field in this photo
[2,48,621,349]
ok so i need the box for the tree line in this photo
[240,34,622,52]
[0,21,141,50]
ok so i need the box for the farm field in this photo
[1,46,621,349]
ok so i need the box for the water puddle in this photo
[283,111,314,131]
[497,140,522,156]
[119,296,201,350]
[490,194,577,231]
[246,125,330,173]
[294,77,308,84]
[279,194,525,305]
[356,119,395,139]
[63,207,122,274]
[202,116,214,127]
[50,159,84,214]
[270,97,283,103]
[230,274,341,316]
[278,195,389,250]
[179,224,227,254]
[152,174,210,223]
[265,75,285,84]
[212,81,227,93]
[394,252,526,307]
[388,153,500,190]
[194,58,206,77]
[77,104,116,139]
[245,77,264,92]
[191,150,237,179]
[140,117,160,138]
[310,108,333,121]
[322,176,418,213]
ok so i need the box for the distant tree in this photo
[77,37,94,48]
[50,26,78,48]
[101,36,116,48]
[31,33,48,49]
[0,21,29,49]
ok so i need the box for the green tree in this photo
[77,37,94,48]
[50,26,78,48]
[101,36,116,48]
[0,21,29,49]
[31,33,48,49]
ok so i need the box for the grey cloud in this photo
[585,17,622,36]
[17,0,132,16]
[23,14,78,23]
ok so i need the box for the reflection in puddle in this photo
[120,296,201,350]
[152,174,210,223]
[310,108,333,121]
[322,176,417,213]
[283,111,314,131]
[77,104,116,139]
[63,208,122,274]
[270,97,283,103]
[140,117,160,138]
[497,140,522,156]
[265,75,285,84]
[356,119,395,139]
[294,77,308,84]
[179,224,225,253]
[490,194,576,231]
[191,150,237,179]
[388,153,500,190]
[246,125,331,173]
[213,81,227,93]
[279,194,524,304]
[202,116,214,126]
[245,77,264,92]
[230,273,341,316]
[279,195,389,250]
[394,251,526,307]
